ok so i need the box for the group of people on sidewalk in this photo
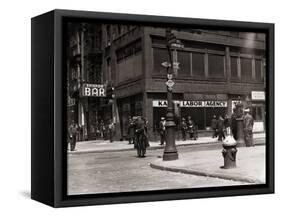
[210,108,254,146]
[68,106,255,152]
[67,119,116,151]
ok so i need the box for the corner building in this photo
[101,25,266,141]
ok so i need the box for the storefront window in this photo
[252,106,263,121]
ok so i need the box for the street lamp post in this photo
[162,28,182,161]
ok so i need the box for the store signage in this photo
[80,83,107,97]
[251,91,265,101]
[153,100,227,107]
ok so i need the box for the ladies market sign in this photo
[153,100,227,107]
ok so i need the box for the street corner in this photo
[149,149,265,185]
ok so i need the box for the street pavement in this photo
[67,146,247,195]
[68,133,265,154]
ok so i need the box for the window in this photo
[252,106,263,121]
[241,57,252,82]
[255,59,263,82]
[153,48,169,75]
[177,51,191,77]
[192,52,205,77]
[208,54,225,78]
[116,39,142,62]
[230,57,239,79]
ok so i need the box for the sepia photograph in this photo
[65,20,267,196]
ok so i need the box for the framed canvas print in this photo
[31,9,274,207]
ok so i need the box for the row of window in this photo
[116,39,142,62]
[153,48,265,82]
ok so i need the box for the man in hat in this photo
[243,108,254,147]
[159,117,166,145]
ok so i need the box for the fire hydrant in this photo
[222,135,237,169]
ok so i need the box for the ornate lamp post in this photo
[162,29,183,161]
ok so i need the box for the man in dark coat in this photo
[181,118,187,141]
[159,117,166,145]
[211,115,217,138]
[243,108,254,147]
[127,118,135,144]
[216,115,225,141]
[187,116,196,139]
[134,116,146,149]
[68,120,79,151]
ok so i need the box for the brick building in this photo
[101,25,266,141]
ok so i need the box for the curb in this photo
[68,139,265,155]
[150,162,262,184]
[67,140,218,155]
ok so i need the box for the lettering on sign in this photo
[80,83,107,97]
[153,100,227,107]
[251,91,265,101]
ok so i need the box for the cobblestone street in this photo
[67,146,246,195]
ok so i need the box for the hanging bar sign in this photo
[80,83,107,97]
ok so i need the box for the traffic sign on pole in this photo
[161,61,171,68]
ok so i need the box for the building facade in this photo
[101,25,266,140]
[67,22,103,140]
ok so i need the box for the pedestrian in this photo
[108,119,115,143]
[216,115,225,141]
[211,115,217,138]
[100,120,105,139]
[159,117,166,145]
[224,114,231,135]
[68,120,79,151]
[181,118,187,141]
[143,117,150,148]
[127,117,135,144]
[243,108,254,147]
[187,116,195,139]
[231,108,238,140]
[135,116,145,149]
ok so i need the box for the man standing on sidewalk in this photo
[211,115,217,138]
[68,120,79,151]
[217,115,225,141]
[244,108,254,147]
[181,118,187,141]
[159,117,166,145]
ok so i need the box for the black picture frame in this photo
[31,9,274,207]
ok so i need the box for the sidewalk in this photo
[150,145,265,184]
[68,133,265,155]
